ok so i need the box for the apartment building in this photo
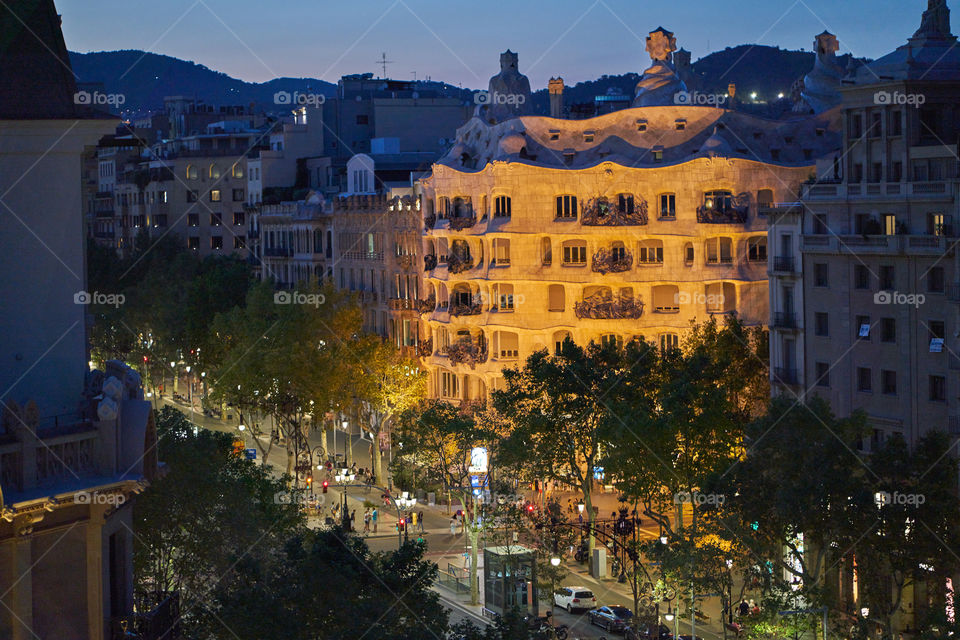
[417,31,841,402]
[0,2,158,638]
[781,0,960,451]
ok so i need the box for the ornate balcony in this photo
[424,254,438,271]
[581,197,648,226]
[591,249,633,274]
[574,293,644,319]
[417,337,434,358]
[449,215,477,231]
[447,253,475,274]
[417,294,436,314]
[449,300,482,316]
[696,194,749,224]
[447,337,488,368]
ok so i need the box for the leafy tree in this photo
[493,338,645,557]
[200,532,449,640]
[133,406,303,631]
[720,397,871,612]
[395,400,489,605]
[857,431,960,637]
[212,280,363,478]
[353,338,427,486]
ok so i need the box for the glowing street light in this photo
[550,556,562,567]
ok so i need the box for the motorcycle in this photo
[524,613,569,640]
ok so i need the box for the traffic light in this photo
[322,480,329,494]
[398,519,406,532]
[526,503,536,516]
[306,474,313,488]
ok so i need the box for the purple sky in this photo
[57,0,940,89]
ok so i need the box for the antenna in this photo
[376,52,394,79]
[412,71,417,82]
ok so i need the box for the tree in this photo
[493,338,644,558]
[133,406,303,631]
[212,280,363,479]
[857,431,960,637]
[353,338,426,486]
[200,532,449,640]
[395,400,491,605]
[721,397,871,613]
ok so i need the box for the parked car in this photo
[588,605,633,631]
[627,623,674,640]
[553,586,597,613]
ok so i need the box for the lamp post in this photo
[335,467,356,530]
[170,361,178,394]
[396,491,417,544]
[665,606,678,640]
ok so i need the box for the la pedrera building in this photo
[418,31,842,402]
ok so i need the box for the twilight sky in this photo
[57,0,939,89]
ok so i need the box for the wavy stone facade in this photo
[418,105,841,401]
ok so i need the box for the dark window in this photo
[211,236,223,250]
[187,190,198,203]
[814,263,829,287]
[880,318,896,343]
[356,114,369,125]
[188,213,199,227]
[659,194,676,218]
[857,367,872,392]
[234,236,245,249]
[494,196,512,218]
[814,312,829,337]
[233,189,245,202]
[556,195,578,219]
[879,265,895,290]
[881,370,897,395]
[188,236,199,250]
[854,265,870,289]
[233,212,245,226]
[153,214,168,227]
[929,320,945,341]
[930,375,947,402]
[618,194,635,215]
[812,213,828,234]
[210,213,222,227]
[928,267,945,293]
[815,362,830,387]
[889,111,902,136]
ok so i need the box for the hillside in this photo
[68,50,336,116]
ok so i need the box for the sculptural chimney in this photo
[549,77,565,118]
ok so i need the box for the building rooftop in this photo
[438,106,841,172]
[0,0,113,119]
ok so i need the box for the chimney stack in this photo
[549,77,565,119]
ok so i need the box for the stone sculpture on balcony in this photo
[591,248,633,275]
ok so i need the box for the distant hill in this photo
[71,45,868,119]
[68,50,336,117]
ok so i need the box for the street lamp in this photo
[396,491,417,543]
[550,556,561,567]
[335,467,356,530]
[576,499,585,513]
[665,605,678,640]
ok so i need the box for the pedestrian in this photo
[363,508,371,533]
[738,600,749,617]
[417,510,425,533]
[372,507,378,533]
[450,517,457,536]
